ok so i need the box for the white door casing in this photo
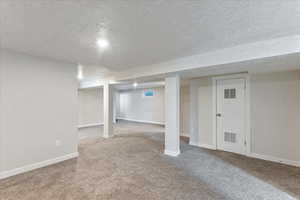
[216,78,246,155]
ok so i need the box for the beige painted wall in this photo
[117,86,190,135]
[78,88,103,125]
[78,86,190,135]
[251,70,300,162]
[197,78,213,146]
[190,70,300,164]
[0,50,4,172]
[180,86,190,136]
[0,50,78,172]
[78,87,104,139]
[189,78,213,146]
[118,87,165,124]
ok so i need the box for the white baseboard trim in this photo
[78,123,103,129]
[181,132,189,137]
[188,142,300,167]
[198,144,217,150]
[117,117,164,126]
[0,152,79,180]
[249,153,300,167]
[164,150,180,157]
[189,142,216,150]
[79,135,101,140]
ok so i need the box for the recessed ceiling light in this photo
[97,38,109,49]
[133,82,138,87]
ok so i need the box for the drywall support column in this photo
[164,75,181,156]
[103,82,113,138]
[189,80,199,146]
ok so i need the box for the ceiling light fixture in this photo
[97,38,109,49]
[77,65,83,80]
[77,72,83,80]
[133,82,138,87]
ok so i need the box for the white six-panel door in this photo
[216,78,246,155]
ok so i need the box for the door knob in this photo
[216,113,221,117]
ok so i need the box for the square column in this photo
[103,82,113,138]
[164,76,181,156]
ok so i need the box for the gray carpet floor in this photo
[0,121,299,200]
[168,142,299,200]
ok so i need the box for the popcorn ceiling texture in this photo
[0,121,299,200]
[1,0,300,69]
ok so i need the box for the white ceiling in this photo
[1,0,300,70]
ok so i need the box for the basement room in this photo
[1,1,300,200]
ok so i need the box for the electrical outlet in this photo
[55,140,62,147]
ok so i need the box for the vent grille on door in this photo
[224,88,236,99]
[224,132,236,143]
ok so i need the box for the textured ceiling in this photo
[1,0,300,70]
